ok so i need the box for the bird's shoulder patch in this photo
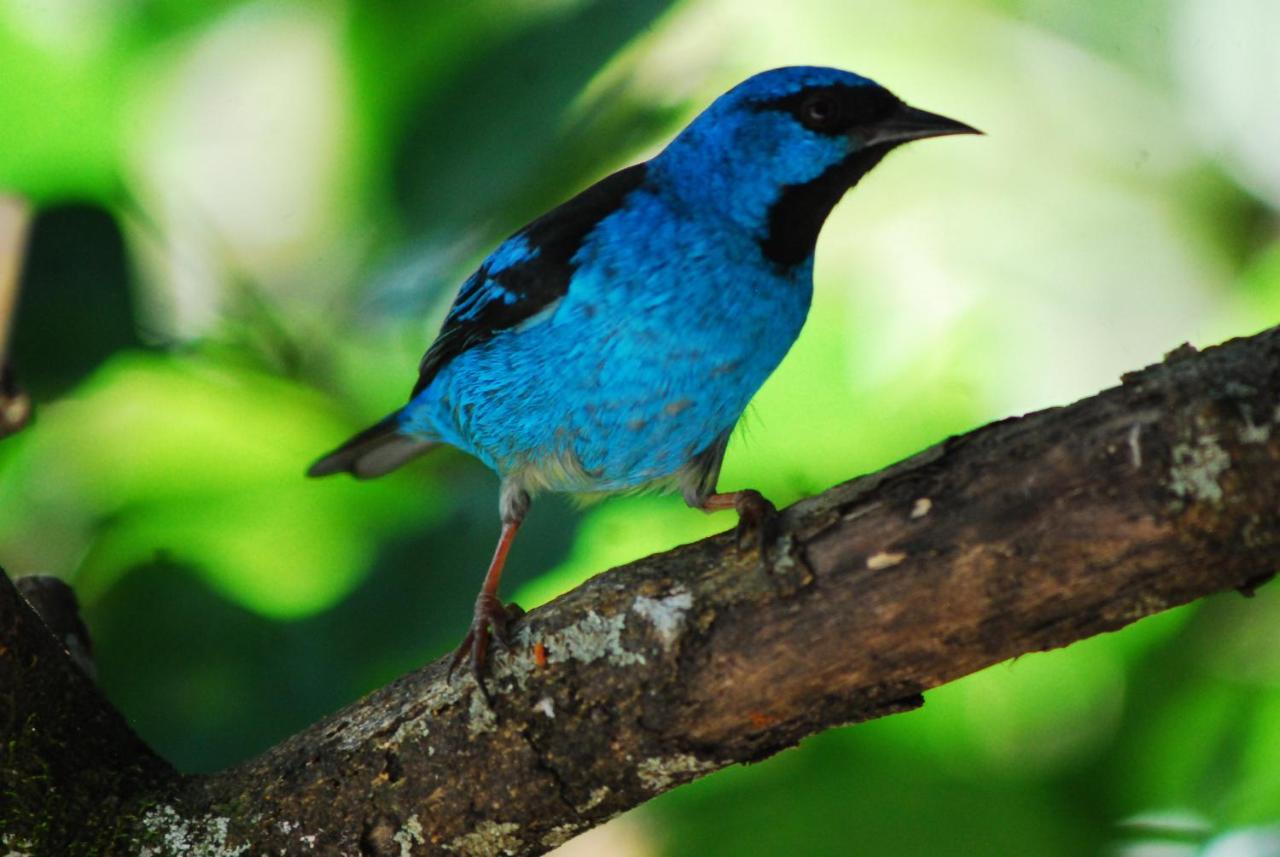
[412,163,648,397]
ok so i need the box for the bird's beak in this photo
[857,103,982,148]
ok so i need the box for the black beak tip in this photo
[862,104,983,147]
[904,105,983,139]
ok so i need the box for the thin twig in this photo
[0,193,33,436]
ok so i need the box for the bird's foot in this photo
[730,489,778,556]
[448,593,524,698]
[698,489,810,591]
[720,490,814,593]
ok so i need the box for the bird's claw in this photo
[447,593,522,696]
[732,489,779,559]
[729,490,811,594]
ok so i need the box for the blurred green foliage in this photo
[1,0,1278,854]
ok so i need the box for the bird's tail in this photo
[307,410,438,479]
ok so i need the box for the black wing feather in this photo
[411,163,648,397]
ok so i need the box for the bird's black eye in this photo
[800,94,840,130]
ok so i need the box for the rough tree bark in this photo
[2,325,1279,856]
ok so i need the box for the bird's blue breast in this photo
[401,187,813,493]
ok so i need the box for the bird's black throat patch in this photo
[759,144,892,269]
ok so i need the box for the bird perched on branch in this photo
[310,65,977,685]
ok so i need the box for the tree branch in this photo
[0,572,177,854]
[4,326,1279,855]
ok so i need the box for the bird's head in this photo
[652,66,979,267]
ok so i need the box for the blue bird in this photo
[310,66,977,681]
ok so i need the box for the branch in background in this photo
[2,326,1279,855]
[0,194,32,438]
[0,571,177,856]
[14,574,98,681]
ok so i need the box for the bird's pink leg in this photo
[697,488,778,553]
[448,519,521,688]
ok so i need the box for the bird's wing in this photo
[411,163,649,398]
